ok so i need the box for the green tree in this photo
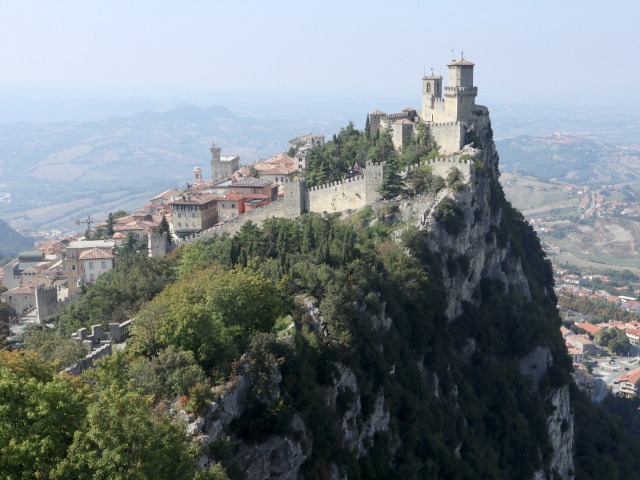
[0,350,89,479]
[131,265,286,373]
[118,232,146,257]
[378,157,405,200]
[158,213,170,238]
[596,328,630,355]
[106,212,115,237]
[54,383,196,480]
[0,301,15,340]
[22,324,87,371]
[249,165,260,178]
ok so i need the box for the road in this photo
[591,355,639,402]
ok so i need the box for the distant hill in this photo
[496,134,640,184]
[0,218,34,259]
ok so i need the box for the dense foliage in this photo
[558,293,640,323]
[304,121,436,188]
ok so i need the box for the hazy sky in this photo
[1,1,639,107]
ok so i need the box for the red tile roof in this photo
[79,248,114,260]
[576,323,601,335]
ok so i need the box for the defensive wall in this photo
[181,162,386,245]
[181,157,474,247]
[64,343,113,376]
[429,122,465,155]
[64,318,134,375]
[404,156,472,181]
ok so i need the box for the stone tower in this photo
[444,54,477,122]
[421,72,444,122]
[194,166,203,185]
[210,142,222,181]
[423,72,443,100]
[364,161,386,203]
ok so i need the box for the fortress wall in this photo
[308,176,368,213]
[35,285,60,322]
[404,156,472,181]
[429,122,465,154]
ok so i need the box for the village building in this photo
[79,248,115,285]
[617,368,640,398]
[229,178,279,200]
[565,334,599,356]
[288,133,325,150]
[169,194,218,239]
[151,188,182,205]
[64,239,115,296]
[2,250,47,290]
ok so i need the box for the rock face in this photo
[191,110,574,479]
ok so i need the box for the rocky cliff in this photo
[186,111,575,479]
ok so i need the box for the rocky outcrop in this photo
[189,110,574,479]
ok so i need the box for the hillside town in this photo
[0,133,325,328]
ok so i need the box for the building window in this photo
[101,261,106,269]
[192,213,196,218]
[89,262,94,270]
[231,204,236,209]
[178,222,182,227]
[178,213,181,218]
[71,265,76,271]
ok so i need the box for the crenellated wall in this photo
[308,175,368,213]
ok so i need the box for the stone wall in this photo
[405,156,472,180]
[429,122,465,154]
[64,343,113,376]
[307,176,368,213]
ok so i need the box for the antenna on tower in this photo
[451,43,455,60]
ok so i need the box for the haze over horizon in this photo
[1,0,638,113]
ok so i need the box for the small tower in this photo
[422,70,443,99]
[194,166,202,185]
[210,142,222,182]
[421,70,444,122]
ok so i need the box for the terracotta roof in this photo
[620,368,640,385]
[261,165,296,176]
[113,232,126,239]
[79,248,114,260]
[576,323,601,335]
[22,267,39,274]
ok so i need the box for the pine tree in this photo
[378,157,405,200]
[106,213,115,237]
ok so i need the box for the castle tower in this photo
[444,54,477,122]
[367,110,386,138]
[422,71,443,99]
[421,71,444,122]
[210,142,222,181]
[194,166,202,185]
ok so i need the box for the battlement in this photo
[430,121,461,128]
[308,175,365,192]
[384,111,415,121]
[444,86,478,94]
